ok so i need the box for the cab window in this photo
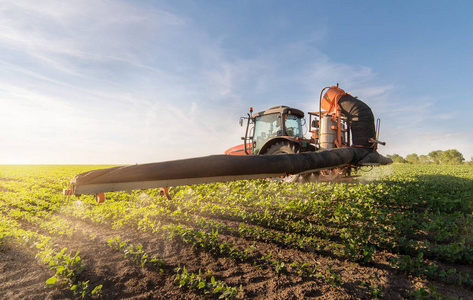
[284,115,303,138]
[253,113,281,154]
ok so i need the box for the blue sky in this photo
[1,0,472,164]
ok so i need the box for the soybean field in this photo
[1,164,473,299]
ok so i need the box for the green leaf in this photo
[56,265,65,273]
[91,284,103,295]
[46,276,57,285]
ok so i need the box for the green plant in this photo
[361,272,383,299]
[107,237,165,272]
[324,265,342,288]
[290,261,318,278]
[174,267,242,299]
[271,260,286,274]
[410,287,430,299]
[41,248,85,286]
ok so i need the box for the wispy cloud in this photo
[0,0,186,77]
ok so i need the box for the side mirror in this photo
[311,119,319,128]
[239,118,244,127]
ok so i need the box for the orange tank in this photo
[321,85,347,113]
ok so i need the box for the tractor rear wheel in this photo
[264,141,299,155]
[263,141,309,182]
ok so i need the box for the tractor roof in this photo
[253,105,304,118]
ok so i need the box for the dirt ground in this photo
[1,211,472,300]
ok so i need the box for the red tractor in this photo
[225,84,387,181]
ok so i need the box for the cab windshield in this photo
[252,113,303,154]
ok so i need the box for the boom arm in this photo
[64,147,391,197]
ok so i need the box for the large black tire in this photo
[263,141,309,182]
[264,141,299,155]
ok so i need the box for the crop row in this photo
[0,214,102,298]
[106,236,242,299]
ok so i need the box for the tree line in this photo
[387,149,473,165]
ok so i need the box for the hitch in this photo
[63,188,74,196]
[369,138,386,146]
[159,187,172,200]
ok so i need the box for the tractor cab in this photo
[251,106,304,154]
[225,105,312,156]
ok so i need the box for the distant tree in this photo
[428,150,443,164]
[387,154,407,164]
[388,150,466,165]
[441,149,465,165]
[419,155,430,164]
[406,153,419,164]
